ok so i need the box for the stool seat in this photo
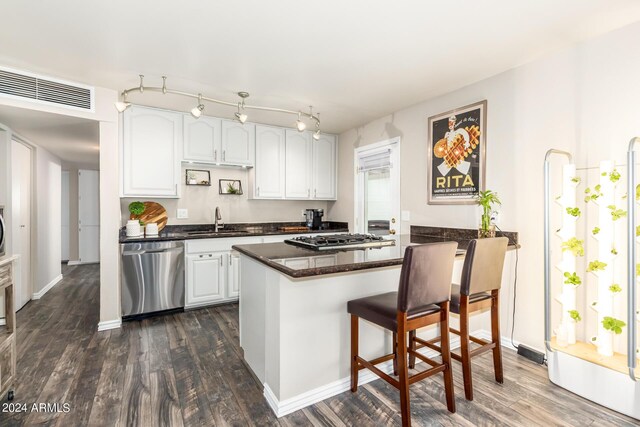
[450,284,491,314]
[348,291,441,331]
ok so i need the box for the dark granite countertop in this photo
[232,227,519,278]
[119,221,349,244]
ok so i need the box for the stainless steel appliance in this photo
[285,233,395,251]
[121,241,184,318]
[304,208,324,230]
[0,206,5,258]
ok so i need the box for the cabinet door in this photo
[186,253,225,307]
[285,130,312,199]
[312,134,337,200]
[255,125,285,198]
[183,115,222,163]
[122,106,181,197]
[221,120,255,165]
[228,251,241,299]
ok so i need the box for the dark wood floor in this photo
[1,264,638,426]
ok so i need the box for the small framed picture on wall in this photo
[427,100,487,205]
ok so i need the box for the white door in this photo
[254,125,285,199]
[78,170,100,264]
[285,130,312,199]
[186,253,225,306]
[312,134,337,200]
[122,106,181,197]
[61,171,70,261]
[221,120,255,165]
[354,138,401,236]
[228,251,241,299]
[11,140,32,310]
[183,115,221,163]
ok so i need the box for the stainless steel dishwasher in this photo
[121,241,185,318]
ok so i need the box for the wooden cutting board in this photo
[131,201,168,232]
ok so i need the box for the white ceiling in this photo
[0,1,639,133]
[0,106,99,166]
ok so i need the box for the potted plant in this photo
[187,171,197,185]
[126,201,145,237]
[475,189,501,238]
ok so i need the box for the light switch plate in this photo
[177,208,188,219]
[401,210,411,221]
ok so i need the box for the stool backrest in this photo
[460,237,508,296]
[397,242,458,313]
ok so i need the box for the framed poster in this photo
[427,100,486,204]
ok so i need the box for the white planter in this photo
[126,220,142,237]
[566,318,576,345]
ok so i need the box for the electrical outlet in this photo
[401,211,410,221]
[301,210,305,217]
[177,209,188,219]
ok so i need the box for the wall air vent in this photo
[0,66,94,111]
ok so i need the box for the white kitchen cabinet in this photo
[228,251,241,298]
[285,130,313,199]
[254,125,286,199]
[183,115,222,163]
[186,252,226,307]
[221,120,255,166]
[312,134,337,200]
[121,105,182,197]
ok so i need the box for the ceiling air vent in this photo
[0,67,94,111]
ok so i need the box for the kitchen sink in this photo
[185,230,249,236]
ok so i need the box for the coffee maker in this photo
[304,209,324,230]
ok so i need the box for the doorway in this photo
[354,137,400,235]
[11,139,33,310]
[78,169,100,264]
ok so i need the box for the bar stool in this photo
[347,242,458,427]
[412,237,508,401]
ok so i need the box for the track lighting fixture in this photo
[191,94,205,119]
[115,75,321,133]
[296,112,306,132]
[114,91,131,112]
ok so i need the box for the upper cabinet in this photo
[221,120,255,166]
[285,129,312,199]
[122,106,182,198]
[254,125,285,199]
[183,115,222,163]
[312,134,337,200]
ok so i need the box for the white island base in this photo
[238,253,511,417]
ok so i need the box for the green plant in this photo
[475,190,501,233]
[568,310,582,322]
[566,207,581,217]
[609,169,621,183]
[571,176,581,184]
[128,201,145,217]
[637,264,640,277]
[587,260,607,272]
[563,272,582,286]
[611,248,618,255]
[592,227,600,235]
[607,205,627,221]
[636,225,640,237]
[584,186,603,203]
[636,184,640,201]
[226,182,240,194]
[561,238,584,257]
[609,284,622,293]
[602,316,626,334]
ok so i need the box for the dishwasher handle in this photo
[122,247,184,256]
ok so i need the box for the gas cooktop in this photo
[285,233,396,251]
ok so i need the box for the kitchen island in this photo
[233,227,518,417]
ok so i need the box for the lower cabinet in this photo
[186,252,226,307]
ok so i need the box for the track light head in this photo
[191,94,205,118]
[115,101,131,113]
[296,113,306,132]
[235,112,248,124]
[313,130,321,141]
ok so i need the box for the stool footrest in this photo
[356,356,400,389]
[408,365,446,385]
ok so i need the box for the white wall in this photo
[34,146,62,293]
[121,166,329,225]
[330,22,640,351]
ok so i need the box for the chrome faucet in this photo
[214,206,224,232]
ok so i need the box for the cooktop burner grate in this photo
[285,233,395,251]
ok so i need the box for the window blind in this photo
[358,149,391,172]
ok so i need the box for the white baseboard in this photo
[0,318,5,326]
[66,260,82,266]
[32,274,63,300]
[67,260,99,266]
[97,318,122,331]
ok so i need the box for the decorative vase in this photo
[189,178,197,185]
[126,220,141,237]
[478,224,496,238]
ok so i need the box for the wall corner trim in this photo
[32,274,63,300]
[97,318,122,332]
